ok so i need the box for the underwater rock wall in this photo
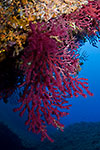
[1,121,100,150]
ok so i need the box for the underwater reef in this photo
[0,122,25,150]
[0,121,100,150]
[33,122,100,150]
[0,0,100,142]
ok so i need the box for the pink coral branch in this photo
[13,18,94,142]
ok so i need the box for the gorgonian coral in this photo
[64,0,100,37]
[1,0,100,142]
[13,21,93,142]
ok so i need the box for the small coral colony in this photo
[0,0,100,142]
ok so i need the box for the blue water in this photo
[0,40,100,149]
[61,41,100,126]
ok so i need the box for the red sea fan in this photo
[13,21,93,142]
[64,0,100,36]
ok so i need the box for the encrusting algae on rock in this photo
[0,0,92,57]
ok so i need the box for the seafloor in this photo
[0,121,100,150]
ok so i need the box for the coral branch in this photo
[13,20,93,141]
